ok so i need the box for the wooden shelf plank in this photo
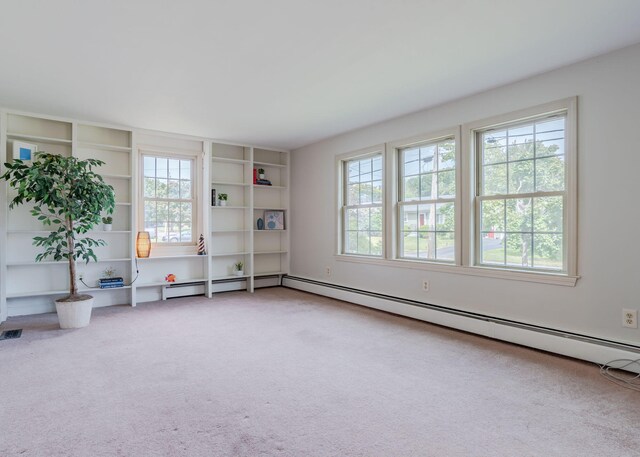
[7,132,72,145]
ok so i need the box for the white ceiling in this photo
[1,0,639,150]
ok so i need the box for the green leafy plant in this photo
[102,216,113,224]
[234,261,244,271]
[0,153,115,301]
[218,193,228,201]
[258,168,265,175]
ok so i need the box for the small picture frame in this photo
[264,210,285,230]
[12,141,37,163]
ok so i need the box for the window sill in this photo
[335,255,579,287]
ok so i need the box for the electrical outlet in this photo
[79,273,83,281]
[422,280,430,292]
[623,309,638,328]
[325,267,331,277]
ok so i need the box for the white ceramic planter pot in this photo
[235,270,244,276]
[103,224,113,231]
[259,173,265,179]
[219,201,227,206]
[55,296,94,329]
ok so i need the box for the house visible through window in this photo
[398,138,456,262]
[342,153,383,256]
[142,155,195,244]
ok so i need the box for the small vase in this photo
[219,200,227,207]
[259,173,265,179]
[103,224,112,231]
[235,270,244,276]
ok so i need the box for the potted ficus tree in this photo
[0,153,115,328]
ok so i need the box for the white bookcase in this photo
[210,144,289,292]
[0,109,290,320]
[0,111,134,317]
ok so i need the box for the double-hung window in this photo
[142,154,196,244]
[341,149,384,257]
[474,106,572,273]
[398,137,456,262]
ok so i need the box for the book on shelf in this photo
[211,188,216,206]
[255,179,272,186]
[99,282,124,289]
[99,277,124,284]
[253,168,257,184]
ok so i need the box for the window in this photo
[341,150,384,256]
[142,154,195,244]
[398,138,456,262]
[475,113,569,272]
[336,98,577,285]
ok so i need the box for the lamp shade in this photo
[136,231,151,258]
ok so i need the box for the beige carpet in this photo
[0,287,638,457]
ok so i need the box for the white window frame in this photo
[336,144,385,258]
[389,128,461,265]
[335,98,578,287]
[139,150,200,247]
[461,97,578,284]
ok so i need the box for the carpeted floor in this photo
[0,287,639,457]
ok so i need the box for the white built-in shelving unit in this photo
[0,109,289,320]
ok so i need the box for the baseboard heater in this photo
[162,281,206,300]
[283,276,640,366]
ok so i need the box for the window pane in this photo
[483,145,506,165]
[506,198,532,232]
[156,178,168,198]
[418,204,435,231]
[484,130,506,149]
[404,157,420,176]
[506,233,532,268]
[481,199,505,232]
[168,159,180,179]
[481,234,505,265]
[168,179,180,199]
[404,176,420,201]
[401,205,419,231]
[370,207,382,231]
[418,232,435,259]
[483,163,507,195]
[156,158,168,178]
[438,170,455,198]
[533,196,563,233]
[144,177,156,198]
[533,233,563,270]
[347,184,359,205]
[347,208,358,230]
[348,161,359,179]
[357,208,370,231]
[419,145,435,173]
[535,155,565,192]
[402,231,418,258]
[180,180,192,199]
[359,183,372,204]
[436,232,455,261]
[507,125,534,161]
[372,180,382,204]
[420,173,434,200]
[436,202,454,231]
[180,160,191,180]
[508,160,534,194]
[346,231,358,254]
[357,231,371,254]
[360,172,372,183]
[360,158,372,175]
[370,232,383,256]
[537,139,564,157]
[181,202,192,225]
[144,157,156,177]
[437,141,455,170]
[535,117,565,134]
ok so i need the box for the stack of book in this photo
[99,277,124,289]
[253,168,272,186]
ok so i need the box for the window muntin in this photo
[399,139,456,262]
[343,154,383,256]
[476,115,566,271]
[142,155,195,244]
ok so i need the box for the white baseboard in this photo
[284,276,640,374]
